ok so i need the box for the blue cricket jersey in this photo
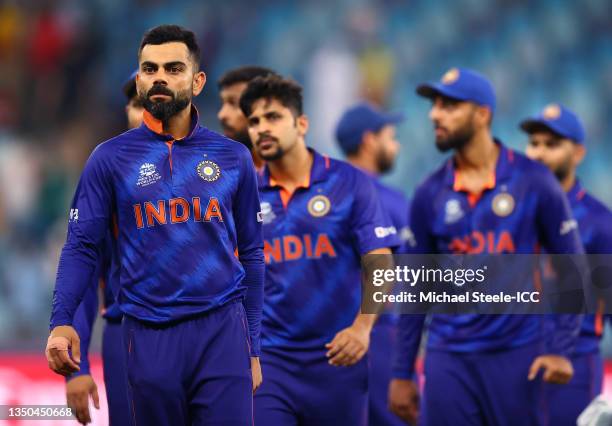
[568,181,612,355]
[51,107,265,355]
[372,179,411,254]
[393,141,584,378]
[258,149,399,350]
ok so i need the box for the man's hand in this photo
[325,321,371,367]
[251,357,262,393]
[528,354,574,384]
[66,375,100,425]
[388,378,419,425]
[46,326,81,376]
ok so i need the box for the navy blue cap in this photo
[335,102,404,154]
[416,67,496,114]
[122,70,138,100]
[520,103,585,144]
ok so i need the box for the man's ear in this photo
[193,71,206,96]
[573,144,586,167]
[296,114,309,136]
[361,130,377,153]
[475,105,492,128]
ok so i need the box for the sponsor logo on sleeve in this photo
[560,219,578,235]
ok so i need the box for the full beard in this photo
[435,123,474,153]
[141,85,191,123]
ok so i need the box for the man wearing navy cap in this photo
[336,102,410,426]
[523,104,612,426]
[63,71,142,425]
[388,68,584,426]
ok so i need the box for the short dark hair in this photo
[240,75,303,118]
[139,25,200,66]
[217,66,278,90]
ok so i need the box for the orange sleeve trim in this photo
[324,155,330,169]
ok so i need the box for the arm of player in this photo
[326,169,399,366]
[530,168,584,384]
[47,146,114,376]
[65,283,100,425]
[389,184,435,423]
[233,148,265,362]
[326,247,391,367]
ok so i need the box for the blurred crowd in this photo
[0,0,610,348]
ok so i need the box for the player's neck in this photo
[347,155,378,176]
[455,131,498,173]
[561,173,577,193]
[251,149,264,170]
[163,105,192,140]
[268,142,313,190]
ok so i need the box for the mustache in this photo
[147,85,175,98]
[256,134,278,144]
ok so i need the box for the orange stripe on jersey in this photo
[112,213,119,238]
[595,299,605,336]
[324,155,330,169]
[166,141,174,173]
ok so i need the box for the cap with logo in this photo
[335,102,404,154]
[519,103,585,144]
[416,67,496,114]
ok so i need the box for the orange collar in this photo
[452,170,496,193]
[142,105,200,139]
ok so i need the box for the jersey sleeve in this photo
[535,169,583,254]
[66,281,98,380]
[350,170,400,254]
[234,147,265,357]
[535,169,584,355]
[50,146,114,330]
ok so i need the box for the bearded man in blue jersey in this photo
[240,75,398,426]
[46,25,264,426]
[388,68,584,426]
[522,104,612,426]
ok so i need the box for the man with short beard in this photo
[45,25,264,426]
[240,75,398,426]
[335,102,410,426]
[217,66,278,169]
[522,104,612,426]
[388,68,584,426]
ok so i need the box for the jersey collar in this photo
[444,139,515,190]
[141,104,200,142]
[261,148,330,189]
[567,179,586,203]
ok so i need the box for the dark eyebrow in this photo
[164,61,187,69]
[141,61,158,69]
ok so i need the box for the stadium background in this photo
[0,0,610,424]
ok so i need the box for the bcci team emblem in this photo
[542,104,561,120]
[441,68,460,85]
[492,193,515,217]
[197,160,221,182]
[307,195,331,218]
